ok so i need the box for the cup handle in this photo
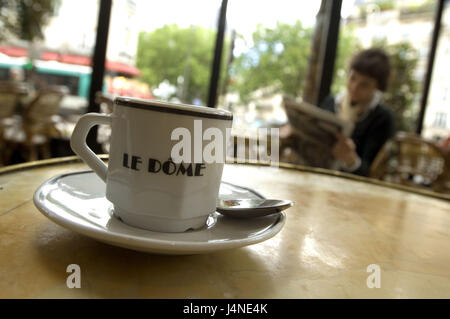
[70,113,112,182]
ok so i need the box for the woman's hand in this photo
[332,132,359,168]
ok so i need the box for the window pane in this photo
[0,0,99,164]
[335,0,437,133]
[220,1,321,130]
[106,0,222,105]
[422,1,450,141]
[0,0,98,106]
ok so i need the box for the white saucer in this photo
[33,170,286,255]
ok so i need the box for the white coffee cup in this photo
[70,97,233,232]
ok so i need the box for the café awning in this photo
[0,45,141,77]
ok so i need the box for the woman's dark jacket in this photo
[320,96,396,176]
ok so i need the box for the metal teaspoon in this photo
[216,199,293,218]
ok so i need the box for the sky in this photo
[135,0,358,32]
[135,0,324,36]
[135,0,358,52]
[134,0,329,56]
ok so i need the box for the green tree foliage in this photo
[0,0,60,41]
[136,25,223,104]
[229,22,360,105]
[382,42,420,132]
[229,21,313,102]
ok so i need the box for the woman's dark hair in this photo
[349,48,391,92]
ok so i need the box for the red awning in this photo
[60,54,91,66]
[0,45,28,57]
[40,51,60,61]
[0,45,141,77]
[106,61,141,77]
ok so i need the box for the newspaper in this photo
[282,97,354,169]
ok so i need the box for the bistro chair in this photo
[0,81,29,165]
[95,92,115,153]
[5,85,69,162]
[369,132,450,193]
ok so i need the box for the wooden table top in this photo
[0,157,449,298]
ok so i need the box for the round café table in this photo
[0,156,449,298]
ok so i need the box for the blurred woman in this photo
[320,48,396,176]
